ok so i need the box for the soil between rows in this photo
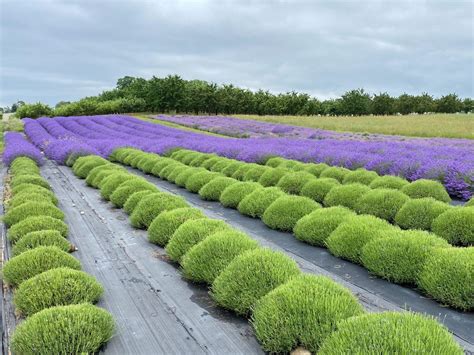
[120,164,474,352]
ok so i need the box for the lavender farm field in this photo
[26,115,474,199]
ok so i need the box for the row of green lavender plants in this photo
[1,136,114,353]
[112,147,473,311]
[69,153,463,354]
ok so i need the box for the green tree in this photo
[339,89,371,115]
[436,94,463,113]
[372,92,395,115]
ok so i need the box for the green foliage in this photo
[299,178,340,203]
[189,154,215,167]
[201,156,222,170]
[369,175,409,190]
[185,171,221,193]
[276,171,315,195]
[319,166,351,182]
[265,157,286,168]
[395,198,451,231]
[258,168,287,187]
[9,192,57,209]
[221,161,245,177]
[354,188,409,222]
[431,207,474,246]
[109,179,157,207]
[231,163,260,181]
[243,165,271,182]
[210,158,234,173]
[418,247,473,310]
[12,230,72,256]
[123,190,151,215]
[263,195,321,231]
[303,163,329,177]
[15,102,53,118]
[73,156,108,179]
[159,162,184,180]
[318,312,463,355]
[10,157,39,174]
[85,164,122,187]
[293,207,355,246]
[401,179,451,203]
[4,202,64,227]
[166,219,231,263]
[11,174,50,190]
[326,215,396,264]
[167,165,191,183]
[342,169,378,185]
[2,246,81,287]
[238,187,285,218]
[11,183,57,203]
[212,248,301,315]
[182,230,258,284]
[172,167,199,186]
[198,176,238,201]
[99,172,134,200]
[180,151,201,165]
[148,207,204,246]
[466,198,474,207]
[14,268,103,316]
[361,230,449,284]
[8,216,68,244]
[150,158,176,176]
[130,193,188,229]
[140,156,162,174]
[11,304,115,355]
[252,274,364,353]
[323,183,371,210]
[219,182,262,208]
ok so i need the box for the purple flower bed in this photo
[24,115,474,200]
[2,132,43,166]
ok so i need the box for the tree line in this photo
[10,74,474,118]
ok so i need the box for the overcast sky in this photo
[1,0,473,107]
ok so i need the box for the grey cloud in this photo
[1,0,472,106]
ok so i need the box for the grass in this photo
[234,113,474,139]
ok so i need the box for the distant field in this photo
[234,113,474,139]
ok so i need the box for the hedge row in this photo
[1,156,114,354]
[76,153,462,353]
[113,148,473,310]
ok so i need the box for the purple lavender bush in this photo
[3,132,43,166]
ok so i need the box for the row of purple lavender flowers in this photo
[2,132,43,166]
[22,115,473,200]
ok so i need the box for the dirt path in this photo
[120,165,474,351]
[41,161,262,354]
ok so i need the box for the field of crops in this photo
[1,114,473,354]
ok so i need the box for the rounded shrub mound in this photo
[263,195,321,232]
[109,179,156,207]
[8,216,68,244]
[12,230,72,256]
[220,182,262,209]
[181,151,201,165]
[4,201,64,227]
[294,207,355,247]
[252,274,364,353]
[166,219,231,263]
[9,192,57,209]
[99,173,134,200]
[265,157,286,168]
[323,183,371,209]
[361,230,449,284]
[11,304,115,355]
[14,268,103,316]
[326,215,396,264]
[12,183,57,203]
[395,197,451,231]
[201,156,222,170]
[11,175,50,190]
[342,168,378,185]
[198,177,238,201]
[222,161,244,177]
[130,193,188,229]
[150,158,176,176]
[369,175,409,190]
[231,164,260,181]
[258,168,287,187]
[418,247,473,310]
[300,177,340,204]
[73,157,108,179]
[243,165,270,182]
[175,167,203,187]
[185,171,221,193]
[238,187,285,218]
[86,164,122,187]
[212,248,301,315]
[91,167,125,188]
[319,166,351,182]
[276,171,315,195]
[167,165,191,183]
[141,156,162,174]
[431,207,474,245]
[182,230,259,284]
[2,246,81,287]
[304,162,329,177]
[354,188,409,222]
[210,158,233,173]
[159,162,184,180]
[148,207,205,246]
[189,154,214,167]
[318,312,463,355]
[11,157,39,174]
[466,198,474,207]
[281,160,306,171]
[123,190,151,215]
[401,179,451,203]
